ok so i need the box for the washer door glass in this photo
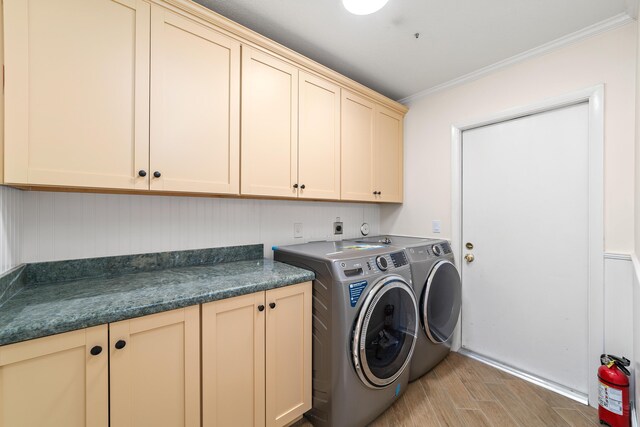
[422,260,462,344]
[353,276,418,388]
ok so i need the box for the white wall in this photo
[634,13,640,424]
[604,256,634,360]
[20,191,379,263]
[0,186,22,274]
[377,22,637,406]
[634,257,640,423]
[381,23,636,254]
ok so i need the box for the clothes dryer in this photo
[353,236,462,381]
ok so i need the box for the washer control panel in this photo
[375,256,388,271]
[337,251,408,279]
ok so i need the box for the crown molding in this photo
[399,12,634,104]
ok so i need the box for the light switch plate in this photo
[432,220,441,234]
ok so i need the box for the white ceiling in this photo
[193,0,629,100]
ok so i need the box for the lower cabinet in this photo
[202,281,312,427]
[0,325,109,427]
[110,306,200,427]
[0,307,199,427]
[0,284,311,427]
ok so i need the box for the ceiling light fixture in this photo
[342,0,389,15]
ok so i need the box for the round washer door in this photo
[352,275,418,388]
[422,260,462,344]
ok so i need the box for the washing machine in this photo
[274,241,418,427]
[353,235,462,381]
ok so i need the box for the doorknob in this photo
[464,253,475,263]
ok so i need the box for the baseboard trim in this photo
[458,348,589,405]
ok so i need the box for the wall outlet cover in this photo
[333,221,343,235]
[294,223,303,238]
[432,220,441,234]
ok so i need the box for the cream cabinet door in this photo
[373,106,403,203]
[4,0,150,190]
[241,47,299,198]
[0,325,108,427]
[265,282,312,427]
[150,6,240,194]
[341,90,375,202]
[110,306,200,427]
[202,292,266,427]
[298,72,341,200]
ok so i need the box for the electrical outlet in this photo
[333,221,343,235]
[294,223,303,238]
[432,220,441,234]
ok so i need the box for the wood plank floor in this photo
[295,352,598,427]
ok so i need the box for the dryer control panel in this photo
[406,242,452,262]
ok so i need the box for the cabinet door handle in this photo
[115,340,127,350]
[258,304,265,312]
[269,302,276,309]
[293,184,299,189]
[90,345,103,356]
[138,170,147,177]
[300,184,305,189]
[153,171,162,178]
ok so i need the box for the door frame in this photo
[450,85,604,407]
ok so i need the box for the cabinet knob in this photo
[258,304,265,312]
[138,170,147,177]
[300,184,306,189]
[90,345,103,356]
[293,184,299,189]
[269,302,276,309]
[378,191,382,195]
[115,340,127,350]
[373,191,379,195]
[153,171,161,178]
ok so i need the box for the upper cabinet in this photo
[149,6,240,194]
[4,0,151,190]
[341,90,376,202]
[2,0,405,202]
[241,53,342,200]
[373,105,404,203]
[241,48,299,198]
[340,91,404,203]
[298,71,341,200]
[4,0,240,195]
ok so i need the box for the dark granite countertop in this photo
[0,245,314,346]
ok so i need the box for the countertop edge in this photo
[0,264,314,347]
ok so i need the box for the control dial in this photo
[432,245,442,256]
[375,256,388,271]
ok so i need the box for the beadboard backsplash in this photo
[0,187,23,274]
[20,191,380,264]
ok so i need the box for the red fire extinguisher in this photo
[598,354,631,427]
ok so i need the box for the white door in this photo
[461,102,590,396]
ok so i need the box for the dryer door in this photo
[422,260,462,344]
[352,275,418,388]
